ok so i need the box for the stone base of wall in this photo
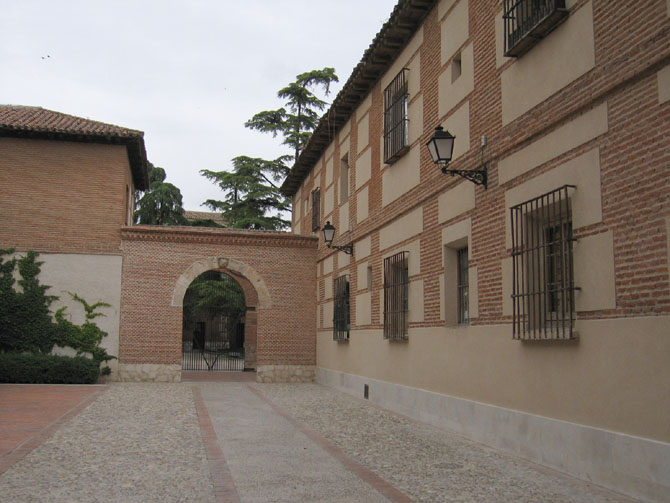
[316,367,670,503]
[117,363,181,382]
[256,365,315,383]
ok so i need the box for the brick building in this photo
[0,105,149,375]
[2,0,670,499]
[0,105,318,383]
[282,1,670,501]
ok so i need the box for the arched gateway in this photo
[173,257,269,372]
[117,226,317,383]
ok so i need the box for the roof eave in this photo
[280,0,437,198]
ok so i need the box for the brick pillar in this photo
[244,308,257,370]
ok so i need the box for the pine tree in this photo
[201,155,291,230]
[134,163,188,226]
[202,67,338,230]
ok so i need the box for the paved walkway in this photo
[0,379,642,503]
[0,384,105,475]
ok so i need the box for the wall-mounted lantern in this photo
[321,221,353,256]
[426,126,487,189]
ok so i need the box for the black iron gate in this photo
[182,271,246,371]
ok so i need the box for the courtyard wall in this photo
[119,226,317,382]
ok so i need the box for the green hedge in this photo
[0,353,100,384]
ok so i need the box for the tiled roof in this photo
[0,105,150,190]
[0,105,143,137]
[280,0,437,197]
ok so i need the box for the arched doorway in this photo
[182,270,246,371]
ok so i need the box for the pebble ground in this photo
[256,383,639,503]
[0,381,642,503]
[0,383,214,503]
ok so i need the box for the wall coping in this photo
[122,225,318,248]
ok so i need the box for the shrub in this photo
[0,250,116,377]
[0,353,100,384]
[0,249,58,354]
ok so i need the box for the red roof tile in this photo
[0,105,143,138]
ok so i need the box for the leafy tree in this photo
[134,163,188,226]
[245,67,338,162]
[201,155,291,230]
[202,67,338,230]
[182,271,246,331]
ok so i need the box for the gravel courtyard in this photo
[0,381,640,503]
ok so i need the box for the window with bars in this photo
[383,251,409,340]
[311,188,321,232]
[503,0,568,58]
[510,185,578,340]
[457,247,469,325]
[383,69,410,164]
[340,154,349,203]
[333,275,350,341]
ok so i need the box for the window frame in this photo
[340,153,349,203]
[510,185,578,340]
[503,0,569,58]
[456,247,469,325]
[383,251,409,341]
[383,68,410,164]
[333,275,350,342]
[311,188,321,232]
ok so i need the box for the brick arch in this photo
[119,226,317,383]
[171,256,271,309]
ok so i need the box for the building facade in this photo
[282,1,670,501]
[0,105,149,376]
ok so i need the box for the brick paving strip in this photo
[246,384,415,503]
[0,384,106,475]
[192,386,241,503]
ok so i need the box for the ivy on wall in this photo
[0,249,115,375]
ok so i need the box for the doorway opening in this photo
[182,270,246,371]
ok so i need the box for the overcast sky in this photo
[2,0,398,210]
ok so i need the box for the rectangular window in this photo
[451,52,462,83]
[503,0,568,58]
[125,185,131,226]
[457,247,469,325]
[340,154,349,203]
[383,69,410,164]
[311,188,321,232]
[333,275,350,341]
[383,251,409,340]
[510,185,577,340]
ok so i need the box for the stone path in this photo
[0,384,105,475]
[0,381,642,503]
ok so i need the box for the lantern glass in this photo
[426,126,455,164]
[322,221,335,246]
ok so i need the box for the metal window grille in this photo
[457,247,469,325]
[383,251,409,340]
[510,185,577,340]
[383,69,410,164]
[503,0,568,57]
[333,275,350,341]
[311,188,321,231]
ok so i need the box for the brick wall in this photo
[296,0,670,328]
[119,226,317,368]
[0,137,133,254]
